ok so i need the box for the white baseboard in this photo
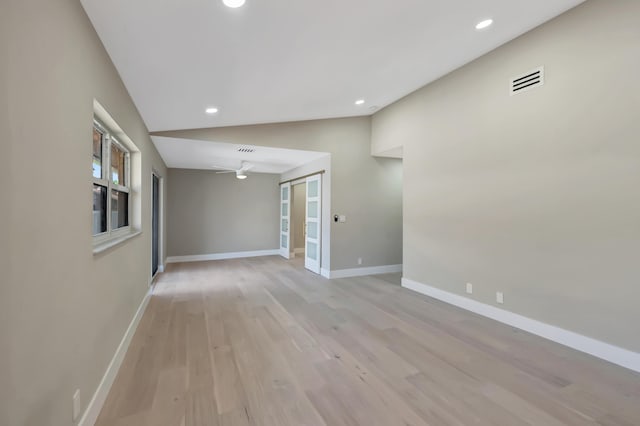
[78,288,153,426]
[151,265,164,281]
[329,264,403,279]
[166,249,280,264]
[401,277,640,373]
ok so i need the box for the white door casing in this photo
[279,182,291,259]
[305,175,321,273]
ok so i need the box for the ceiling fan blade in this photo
[212,165,237,171]
[215,170,235,174]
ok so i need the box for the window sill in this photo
[93,230,141,255]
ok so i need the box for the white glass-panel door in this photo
[305,175,321,273]
[279,182,291,259]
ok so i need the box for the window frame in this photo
[92,118,132,244]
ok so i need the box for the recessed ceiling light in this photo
[355,99,365,106]
[223,0,245,8]
[475,19,493,30]
[205,107,219,114]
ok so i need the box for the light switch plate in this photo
[338,215,347,223]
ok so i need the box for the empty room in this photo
[2,0,639,425]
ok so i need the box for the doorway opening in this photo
[151,172,163,279]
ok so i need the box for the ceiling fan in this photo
[212,161,254,179]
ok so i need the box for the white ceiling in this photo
[152,136,329,173]
[81,0,584,132]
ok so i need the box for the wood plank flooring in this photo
[96,256,640,426]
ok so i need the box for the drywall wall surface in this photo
[155,117,403,271]
[0,5,12,424]
[292,183,306,251]
[167,170,280,256]
[372,0,640,352]
[5,1,167,425]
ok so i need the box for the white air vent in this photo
[510,66,544,95]
[237,147,255,153]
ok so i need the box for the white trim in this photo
[150,264,164,284]
[78,287,153,426]
[93,100,139,153]
[92,110,134,244]
[166,249,280,264]
[92,231,141,255]
[401,277,640,373]
[320,268,331,279]
[328,264,403,279]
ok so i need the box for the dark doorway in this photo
[152,174,160,276]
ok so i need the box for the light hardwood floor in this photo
[96,256,640,426]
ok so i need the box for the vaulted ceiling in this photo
[81,0,584,133]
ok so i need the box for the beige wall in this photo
[292,183,306,251]
[167,170,280,256]
[0,6,11,424]
[155,118,403,271]
[372,0,640,352]
[4,1,168,425]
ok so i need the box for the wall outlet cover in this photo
[466,283,473,294]
[496,292,504,304]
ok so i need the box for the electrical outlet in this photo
[72,389,81,421]
[496,292,504,304]
[357,257,363,265]
[466,283,473,294]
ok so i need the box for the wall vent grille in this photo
[237,147,255,153]
[510,66,544,95]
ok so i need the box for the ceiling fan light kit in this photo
[213,160,254,179]
[222,0,245,8]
